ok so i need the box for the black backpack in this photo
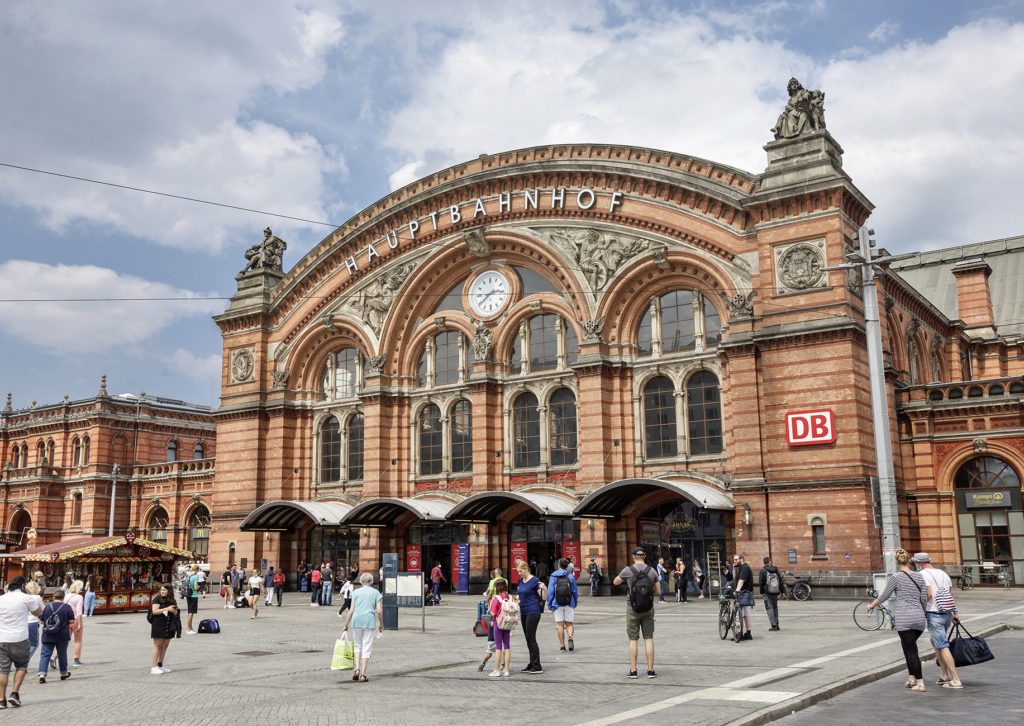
[42,604,65,635]
[198,618,220,634]
[629,565,655,613]
[554,575,573,606]
[765,570,781,595]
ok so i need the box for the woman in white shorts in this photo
[342,572,383,682]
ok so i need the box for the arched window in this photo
[549,389,578,466]
[637,290,722,356]
[46,440,55,465]
[193,442,205,459]
[320,417,341,483]
[166,440,178,462]
[347,414,364,481]
[188,505,210,557]
[322,347,364,399]
[661,290,695,353]
[810,515,826,554]
[148,507,169,543]
[686,371,723,455]
[565,323,579,365]
[20,445,28,468]
[451,400,473,473]
[989,384,1004,396]
[73,437,82,466]
[82,436,90,465]
[417,332,465,387]
[954,457,1020,575]
[512,393,541,468]
[71,492,82,527]
[644,376,677,459]
[509,315,576,375]
[36,441,45,465]
[955,457,1021,490]
[419,404,443,475]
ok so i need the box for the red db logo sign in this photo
[786,409,836,446]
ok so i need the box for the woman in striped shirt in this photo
[867,549,929,691]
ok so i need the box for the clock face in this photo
[468,269,511,317]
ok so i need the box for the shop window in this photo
[320,417,341,482]
[810,516,826,554]
[450,400,473,474]
[988,384,1004,396]
[322,347,364,399]
[347,413,364,481]
[419,404,443,475]
[636,289,722,357]
[549,388,578,467]
[188,505,210,558]
[73,437,82,466]
[643,376,677,459]
[513,393,541,468]
[193,442,205,459]
[166,440,178,462]
[686,371,723,455]
[71,493,82,527]
[148,507,169,543]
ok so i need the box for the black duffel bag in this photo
[947,622,994,667]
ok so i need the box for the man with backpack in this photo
[547,558,579,652]
[587,556,601,597]
[612,547,661,679]
[758,556,782,632]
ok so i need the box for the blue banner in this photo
[457,543,469,594]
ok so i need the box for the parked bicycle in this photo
[998,564,1015,589]
[718,590,746,642]
[956,563,974,591]
[853,589,896,631]
[779,570,812,601]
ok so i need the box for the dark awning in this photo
[445,491,576,524]
[573,478,733,518]
[340,497,454,527]
[239,500,352,531]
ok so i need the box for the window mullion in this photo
[651,299,662,357]
[675,388,687,457]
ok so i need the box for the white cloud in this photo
[167,348,222,384]
[0,1,346,253]
[868,19,900,42]
[0,261,223,354]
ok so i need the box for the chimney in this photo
[951,258,994,329]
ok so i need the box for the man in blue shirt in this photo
[547,558,579,653]
[185,565,200,634]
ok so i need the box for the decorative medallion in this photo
[775,240,826,294]
[230,346,255,384]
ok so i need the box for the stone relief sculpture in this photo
[471,323,493,362]
[241,228,288,274]
[352,261,418,336]
[581,317,605,344]
[776,242,826,292]
[367,354,386,374]
[548,228,650,291]
[464,228,489,258]
[771,78,827,140]
[230,347,255,384]
[722,291,755,318]
[271,368,289,390]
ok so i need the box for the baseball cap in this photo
[632,547,646,557]
[912,552,931,563]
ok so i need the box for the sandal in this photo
[910,684,925,692]
[351,670,360,681]
[359,675,368,682]
[936,677,950,685]
[905,679,916,688]
[943,681,963,689]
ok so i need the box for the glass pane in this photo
[527,523,543,542]
[660,290,695,353]
[514,266,559,295]
[1011,537,1024,558]
[419,405,443,475]
[958,513,975,536]
[510,523,527,542]
[320,417,341,482]
[703,296,721,347]
[960,537,977,560]
[549,389,577,466]
[529,315,558,371]
[513,393,540,468]
[510,333,523,374]
[686,371,722,455]
[991,511,1009,527]
[431,277,468,314]
[417,349,428,386]
[975,512,991,527]
[644,376,677,458]
[450,401,473,473]
[435,332,462,385]
[347,414,364,480]
[1008,512,1024,536]
[637,308,653,356]
[565,323,579,365]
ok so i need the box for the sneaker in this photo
[568,637,574,652]
[186,630,196,635]
[38,674,45,684]
[150,667,164,675]
[0,700,6,710]
[559,646,567,652]
[60,673,70,681]
[159,666,172,673]
[72,661,85,667]
[521,666,533,673]
[8,692,20,707]
[741,632,753,641]
[628,670,638,679]
[250,615,256,619]
[310,603,317,607]
[477,661,486,672]
[501,670,511,677]
[531,666,543,674]
[488,670,502,677]
[647,670,658,678]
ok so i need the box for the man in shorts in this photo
[732,554,754,640]
[221,565,235,609]
[915,552,963,688]
[612,547,660,679]
[185,565,200,634]
[0,576,44,709]
[547,558,579,652]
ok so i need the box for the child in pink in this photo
[488,580,511,677]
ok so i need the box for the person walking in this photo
[149,583,180,675]
[83,575,97,617]
[248,569,264,619]
[515,560,546,674]
[656,557,668,602]
[231,565,245,605]
[337,578,354,617]
[914,552,963,689]
[587,556,601,597]
[429,562,446,606]
[264,567,276,606]
[547,558,578,653]
[867,549,929,691]
[1,576,43,709]
[320,562,334,607]
[272,568,286,606]
[36,589,75,684]
[487,579,513,677]
[341,572,383,682]
[195,567,208,597]
[693,559,705,599]
[477,569,504,672]
[185,565,200,634]
[673,558,687,603]
[24,580,43,664]
[759,556,782,631]
[65,580,86,667]
[612,547,660,679]
[732,554,755,640]
[222,565,235,610]
[309,565,322,606]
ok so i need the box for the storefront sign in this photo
[510,542,528,584]
[563,540,581,570]
[94,594,108,609]
[786,409,836,446]
[125,530,137,544]
[962,488,1020,509]
[111,594,129,608]
[130,592,151,607]
[639,521,661,542]
[406,545,421,571]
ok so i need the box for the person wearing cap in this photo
[914,552,963,689]
[612,547,661,679]
[587,556,601,597]
[866,548,928,691]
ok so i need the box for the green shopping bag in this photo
[331,633,354,670]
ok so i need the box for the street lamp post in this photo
[108,463,120,537]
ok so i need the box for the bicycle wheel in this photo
[853,600,884,631]
[731,607,744,642]
[718,602,731,640]
[793,582,811,601]
[957,574,970,591]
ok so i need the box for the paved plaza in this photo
[6,587,1023,725]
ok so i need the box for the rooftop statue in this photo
[771,77,826,140]
[241,227,288,274]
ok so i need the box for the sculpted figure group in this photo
[771,77,826,140]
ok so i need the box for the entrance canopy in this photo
[446,491,576,524]
[573,478,733,518]
[239,500,352,532]
[340,497,454,527]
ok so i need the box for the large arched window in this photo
[955,457,1021,490]
[193,442,205,459]
[451,400,473,473]
[417,332,466,387]
[188,505,210,558]
[637,290,722,356]
[509,315,578,375]
[686,371,723,455]
[166,440,178,462]
[347,413,364,481]
[36,441,45,465]
[644,376,677,459]
[148,507,169,543]
[513,393,541,468]
[320,417,342,482]
[549,389,578,466]
[322,347,365,399]
[419,404,443,475]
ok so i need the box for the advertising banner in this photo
[406,545,421,572]
[510,542,528,584]
[563,540,581,571]
[456,543,470,593]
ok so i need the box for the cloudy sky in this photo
[2,0,1023,409]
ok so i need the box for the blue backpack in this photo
[197,618,220,634]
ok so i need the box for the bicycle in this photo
[956,563,974,591]
[718,591,745,642]
[997,564,1014,589]
[853,589,896,631]
[779,570,812,601]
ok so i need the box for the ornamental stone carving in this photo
[581,317,605,344]
[351,261,417,336]
[775,240,826,294]
[722,291,755,318]
[651,244,670,271]
[230,346,256,384]
[464,228,489,257]
[434,317,447,331]
[272,368,289,390]
[547,228,650,291]
[240,227,287,274]
[771,77,826,140]
[367,354,387,374]
[471,324,493,362]
[973,438,987,453]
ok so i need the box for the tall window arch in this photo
[193,442,205,459]
[71,492,83,527]
[166,440,178,462]
[417,332,466,387]
[451,400,473,473]
[188,505,210,558]
[46,440,55,465]
[954,456,1021,580]
[686,371,723,455]
[347,413,364,481]
[637,290,722,356]
[419,404,443,475]
[82,436,90,465]
[320,417,342,482]
[644,376,677,459]
[513,393,541,468]
[509,315,578,374]
[322,347,365,399]
[36,441,45,464]
[549,388,578,466]
[73,437,82,466]
[148,507,169,543]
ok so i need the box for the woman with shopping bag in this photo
[341,572,383,682]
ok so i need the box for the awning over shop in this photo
[239,500,353,532]
[340,497,454,527]
[446,491,576,523]
[0,535,195,561]
[573,477,734,518]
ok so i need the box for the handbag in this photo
[736,590,755,608]
[947,622,994,667]
[331,632,355,670]
[220,587,226,598]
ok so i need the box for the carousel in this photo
[0,532,195,613]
